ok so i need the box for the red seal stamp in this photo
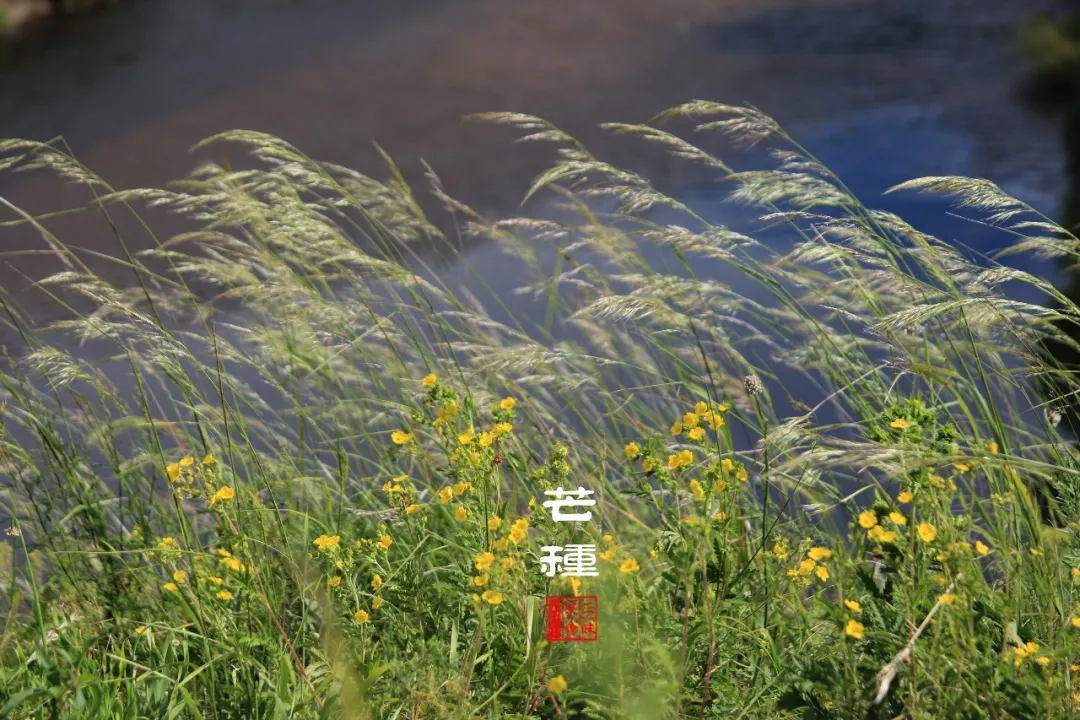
[545,595,598,642]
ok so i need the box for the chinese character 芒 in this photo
[542,486,596,522]
[538,544,598,577]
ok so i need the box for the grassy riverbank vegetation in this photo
[2,104,1080,717]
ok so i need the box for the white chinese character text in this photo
[542,486,596,522]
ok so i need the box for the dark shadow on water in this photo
[703,0,1016,55]
[0,0,453,151]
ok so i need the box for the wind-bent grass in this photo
[2,102,1080,717]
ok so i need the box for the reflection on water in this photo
[0,0,1067,354]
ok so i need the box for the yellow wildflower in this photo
[354,609,370,624]
[721,458,734,473]
[509,518,529,545]
[502,556,513,570]
[867,526,885,542]
[688,427,706,441]
[845,619,865,639]
[454,480,471,495]
[815,565,829,582]
[313,535,341,552]
[371,575,383,590]
[222,556,244,573]
[548,675,568,694]
[455,506,469,522]
[670,421,683,436]
[481,590,504,605]
[682,412,699,429]
[898,491,913,503]
[217,590,234,601]
[499,397,516,411]
[179,457,194,467]
[888,511,906,525]
[940,594,957,606]
[135,625,146,635]
[689,479,705,501]
[858,511,878,529]
[328,576,341,588]
[166,463,181,482]
[845,600,861,613]
[620,557,641,574]
[488,516,503,531]
[434,400,458,426]
[473,573,489,587]
[475,552,495,572]
[422,373,437,387]
[1071,617,1080,629]
[163,582,179,593]
[695,401,709,415]
[988,440,998,454]
[208,576,224,585]
[493,537,509,552]
[807,547,832,561]
[391,430,413,445]
[203,453,215,465]
[372,596,383,610]
[642,458,655,472]
[917,523,937,543]
[735,467,748,482]
[889,418,910,429]
[172,570,187,583]
[952,462,971,472]
[879,530,897,543]
[706,411,725,430]
[495,422,513,434]
[405,504,420,516]
[1037,656,1051,666]
[599,549,615,561]
[438,486,455,503]
[209,486,235,507]
[479,432,495,447]
[378,534,393,550]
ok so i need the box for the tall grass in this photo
[2,102,1080,717]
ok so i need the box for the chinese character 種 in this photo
[542,486,596,522]
[538,544,599,578]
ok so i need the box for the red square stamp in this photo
[545,595,598,642]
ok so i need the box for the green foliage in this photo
[1,102,1080,717]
